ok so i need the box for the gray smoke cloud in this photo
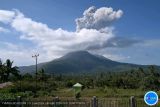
[86,37,141,50]
[76,6,123,31]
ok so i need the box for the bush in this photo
[36,91,49,97]
[75,92,81,99]
[0,93,16,101]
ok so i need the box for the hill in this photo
[19,51,158,74]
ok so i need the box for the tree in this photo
[148,65,159,77]
[37,68,46,81]
[3,59,20,81]
[84,77,94,89]
[0,59,5,82]
[23,73,33,80]
[138,67,145,77]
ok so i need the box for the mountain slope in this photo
[19,51,157,74]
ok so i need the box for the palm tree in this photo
[4,59,20,81]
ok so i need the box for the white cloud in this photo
[0,27,9,33]
[0,42,19,50]
[0,7,124,65]
[10,12,114,56]
[0,10,15,23]
[0,42,50,66]
[0,42,32,65]
[76,6,123,31]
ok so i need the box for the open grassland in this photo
[52,88,146,98]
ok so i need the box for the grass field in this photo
[51,88,146,98]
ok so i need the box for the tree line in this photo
[1,59,160,93]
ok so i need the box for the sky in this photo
[0,0,160,66]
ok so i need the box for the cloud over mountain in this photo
[0,6,140,65]
[9,10,114,55]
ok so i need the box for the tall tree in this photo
[4,59,20,81]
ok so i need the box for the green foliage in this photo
[29,65,160,93]
[75,92,81,99]
[23,73,33,80]
[65,80,74,88]
[0,93,16,100]
[1,63,160,99]
[0,59,20,82]
[36,91,49,97]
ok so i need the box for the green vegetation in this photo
[0,58,160,101]
[0,59,20,83]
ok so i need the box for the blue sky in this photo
[0,0,160,66]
